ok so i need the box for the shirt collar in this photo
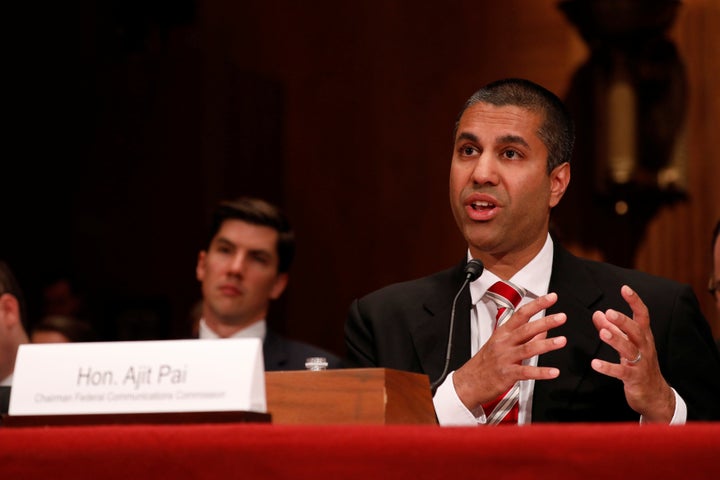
[198,318,267,340]
[0,373,13,386]
[468,233,554,305]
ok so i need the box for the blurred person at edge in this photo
[710,220,720,351]
[0,260,29,413]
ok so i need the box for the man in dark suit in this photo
[1,260,30,414]
[195,197,341,370]
[345,78,720,425]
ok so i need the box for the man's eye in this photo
[251,254,270,264]
[462,146,476,155]
[504,150,518,159]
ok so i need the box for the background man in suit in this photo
[0,260,29,414]
[196,197,341,370]
[345,78,720,425]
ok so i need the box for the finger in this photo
[606,309,641,344]
[494,363,563,387]
[598,326,639,364]
[516,333,567,360]
[593,310,638,359]
[505,292,558,327]
[590,358,623,380]
[591,353,644,378]
[619,285,650,329]
[592,310,638,363]
[592,309,628,340]
[517,313,566,344]
[515,364,561,381]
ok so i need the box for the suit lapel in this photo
[534,244,607,419]
[544,244,604,358]
[410,261,472,383]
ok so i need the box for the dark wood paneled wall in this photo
[4,0,718,352]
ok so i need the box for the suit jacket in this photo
[0,385,10,415]
[345,242,720,422]
[263,331,343,371]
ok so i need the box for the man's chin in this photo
[464,227,498,250]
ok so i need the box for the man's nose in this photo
[228,254,246,274]
[471,153,499,186]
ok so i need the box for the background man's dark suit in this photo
[0,386,10,414]
[263,331,342,371]
[346,242,720,421]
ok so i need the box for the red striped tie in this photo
[482,280,524,425]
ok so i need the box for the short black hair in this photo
[455,78,575,173]
[206,197,295,273]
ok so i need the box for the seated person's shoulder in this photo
[0,386,11,414]
[265,331,343,370]
[356,264,461,305]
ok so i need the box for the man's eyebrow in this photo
[456,132,478,143]
[214,237,235,247]
[497,134,530,148]
[455,132,530,149]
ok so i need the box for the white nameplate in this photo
[8,339,266,416]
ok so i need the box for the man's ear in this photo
[270,273,289,300]
[196,251,207,282]
[0,293,21,328]
[549,162,571,208]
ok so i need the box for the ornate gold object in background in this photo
[554,0,687,267]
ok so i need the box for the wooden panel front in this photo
[265,368,436,425]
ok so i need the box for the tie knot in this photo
[486,281,525,311]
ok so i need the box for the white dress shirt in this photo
[433,234,686,426]
[198,318,267,340]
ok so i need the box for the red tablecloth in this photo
[1,422,717,479]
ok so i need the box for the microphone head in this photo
[464,259,484,281]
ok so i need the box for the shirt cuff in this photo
[432,371,484,426]
[639,388,686,425]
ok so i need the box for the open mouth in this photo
[470,200,496,210]
[464,197,499,221]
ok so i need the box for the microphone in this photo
[430,259,484,391]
